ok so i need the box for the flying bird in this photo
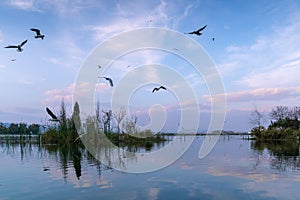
[185,25,207,36]
[212,37,215,41]
[46,107,60,122]
[11,59,16,61]
[4,40,28,52]
[99,76,113,87]
[98,65,101,69]
[30,28,45,40]
[152,86,167,93]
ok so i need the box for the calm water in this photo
[1,136,300,200]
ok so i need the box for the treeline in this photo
[251,106,300,140]
[0,122,40,135]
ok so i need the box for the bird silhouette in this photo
[46,107,60,122]
[30,28,45,40]
[11,59,16,61]
[98,65,101,69]
[185,25,207,36]
[152,86,167,93]
[99,76,113,87]
[212,37,215,41]
[5,40,27,52]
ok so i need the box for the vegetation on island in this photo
[41,100,166,150]
[250,105,300,141]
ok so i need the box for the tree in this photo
[124,115,138,134]
[0,123,7,134]
[249,104,266,135]
[269,106,300,130]
[102,110,113,134]
[113,107,126,134]
[72,101,81,131]
[27,124,40,135]
[269,106,289,122]
[59,99,67,132]
[8,123,19,134]
[95,100,101,125]
[18,123,27,135]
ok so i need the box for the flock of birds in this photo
[4,28,45,53]
[3,24,209,123]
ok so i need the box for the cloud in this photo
[7,0,35,10]
[220,13,300,89]
[88,0,182,42]
[239,62,300,88]
[224,86,300,102]
[43,81,109,108]
[6,0,102,13]
[43,83,75,106]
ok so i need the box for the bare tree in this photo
[113,107,126,134]
[102,110,113,134]
[288,106,300,120]
[269,106,289,121]
[124,115,138,134]
[95,100,101,124]
[249,104,266,134]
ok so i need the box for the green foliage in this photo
[250,126,266,138]
[0,123,8,134]
[42,100,81,144]
[251,105,300,141]
[41,100,167,150]
[27,124,40,135]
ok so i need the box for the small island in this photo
[250,106,300,141]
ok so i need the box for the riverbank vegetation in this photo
[40,100,166,149]
[250,106,300,141]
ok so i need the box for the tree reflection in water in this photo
[251,140,300,172]
[0,136,167,180]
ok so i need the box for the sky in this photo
[0,0,300,132]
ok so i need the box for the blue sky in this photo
[0,0,300,132]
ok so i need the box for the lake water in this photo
[1,135,300,200]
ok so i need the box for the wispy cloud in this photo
[224,86,300,102]
[220,13,300,89]
[6,0,102,13]
[43,83,74,106]
[7,0,35,11]
[88,0,180,42]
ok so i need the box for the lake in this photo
[1,135,300,200]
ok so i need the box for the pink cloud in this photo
[42,82,111,107]
[226,86,300,102]
[43,83,75,106]
[204,86,300,103]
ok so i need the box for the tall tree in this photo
[102,110,112,134]
[249,104,266,135]
[59,99,67,133]
[72,101,81,131]
[113,107,126,134]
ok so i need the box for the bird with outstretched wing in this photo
[30,28,45,40]
[185,25,207,36]
[46,107,60,122]
[5,40,28,52]
[152,86,167,93]
[99,76,113,87]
